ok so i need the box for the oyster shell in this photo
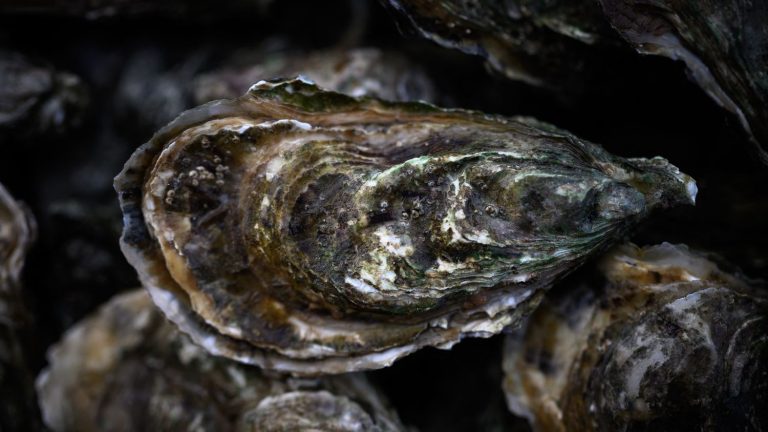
[115,78,696,374]
[193,47,436,105]
[117,47,436,138]
[503,243,768,431]
[599,0,768,165]
[382,0,616,89]
[0,50,88,139]
[36,288,407,432]
[0,182,41,430]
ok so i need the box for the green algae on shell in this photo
[36,289,408,432]
[503,243,768,431]
[115,78,696,375]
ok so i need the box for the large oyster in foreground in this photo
[36,289,407,432]
[503,243,768,431]
[0,183,41,431]
[115,78,696,374]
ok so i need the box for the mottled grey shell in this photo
[115,78,695,374]
[503,243,768,431]
[36,289,407,432]
[0,182,41,431]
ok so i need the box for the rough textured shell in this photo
[115,78,695,374]
[503,243,768,431]
[36,289,407,432]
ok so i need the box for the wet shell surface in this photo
[503,243,768,431]
[115,78,696,374]
[36,289,407,432]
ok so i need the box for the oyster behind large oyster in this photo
[383,0,618,89]
[117,47,436,138]
[193,47,436,105]
[599,0,768,165]
[0,182,41,431]
[503,243,768,431]
[36,288,407,432]
[115,78,695,374]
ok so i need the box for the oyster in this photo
[117,47,436,138]
[37,288,406,432]
[193,47,436,106]
[115,78,695,374]
[503,243,768,431]
[0,182,41,430]
[0,50,88,140]
[599,0,768,165]
[382,0,617,89]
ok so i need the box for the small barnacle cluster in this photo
[0,0,766,431]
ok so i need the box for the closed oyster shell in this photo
[36,289,407,432]
[0,50,88,140]
[0,182,41,431]
[503,243,768,431]
[115,78,695,374]
[599,0,768,165]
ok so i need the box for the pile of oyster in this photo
[1,0,766,430]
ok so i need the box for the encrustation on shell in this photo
[115,77,696,374]
[503,242,768,431]
[36,288,408,432]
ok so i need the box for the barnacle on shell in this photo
[115,78,696,374]
[36,289,407,432]
[0,182,41,431]
[503,242,768,431]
